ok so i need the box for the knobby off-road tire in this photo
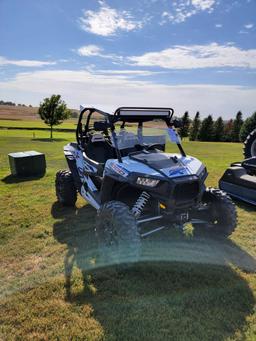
[55,170,77,206]
[244,129,256,158]
[193,188,237,237]
[96,201,141,264]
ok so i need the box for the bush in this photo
[198,115,214,141]
[240,112,256,142]
[179,111,190,140]
[231,111,243,142]
[223,119,234,142]
[189,112,201,141]
[213,117,224,142]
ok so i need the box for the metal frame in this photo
[113,106,174,119]
[76,106,186,163]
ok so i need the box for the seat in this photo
[242,157,256,173]
[222,166,256,190]
[84,134,116,164]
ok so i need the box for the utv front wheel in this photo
[55,170,77,206]
[243,129,256,158]
[96,201,141,263]
[193,188,237,237]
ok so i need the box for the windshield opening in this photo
[112,119,168,150]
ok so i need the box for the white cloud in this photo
[76,43,256,71]
[129,43,256,69]
[90,69,163,77]
[0,69,255,118]
[79,3,143,36]
[161,0,216,24]
[77,45,103,57]
[191,0,215,11]
[75,44,123,62]
[239,30,249,35]
[0,56,56,67]
[215,23,222,28]
[244,23,254,29]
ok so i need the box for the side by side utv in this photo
[56,106,237,250]
[219,128,256,205]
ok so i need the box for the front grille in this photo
[173,181,199,203]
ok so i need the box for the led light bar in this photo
[119,109,170,117]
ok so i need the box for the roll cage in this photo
[76,106,186,162]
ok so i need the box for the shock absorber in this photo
[131,191,151,218]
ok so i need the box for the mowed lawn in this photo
[0,128,256,341]
[0,118,78,129]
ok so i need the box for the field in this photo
[0,105,78,131]
[0,121,256,340]
[0,105,38,120]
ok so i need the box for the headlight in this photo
[136,177,160,187]
[199,167,207,179]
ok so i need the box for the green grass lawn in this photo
[0,128,255,340]
[0,118,78,129]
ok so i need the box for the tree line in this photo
[0,100,33,107]
[179,111,256,142]
[3,95,256,142]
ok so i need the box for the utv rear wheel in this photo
[193,188,237,237]
[244,129,256,158]
[55,170,77,206]
[96,201,140,263]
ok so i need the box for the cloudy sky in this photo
[0,0,255,118]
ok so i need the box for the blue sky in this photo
[0,0,255,118]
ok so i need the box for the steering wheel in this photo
[144,143,164,151]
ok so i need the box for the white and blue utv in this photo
[56,106,237,249]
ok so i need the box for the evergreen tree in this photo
[232,111,243,142]
[198,115,214,141]
[223,119,234,142]
[189,111,201,141]
[179,111,190,140]
[239,112,256,142]
[38,94,71,139]
[213,116,225,142]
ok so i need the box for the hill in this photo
[0,105,80,121]
[0,105,39,121]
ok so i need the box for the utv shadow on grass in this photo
[51,201,256,340]
[1,173,45,184]
[71,263,255,341]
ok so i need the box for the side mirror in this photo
[94,121,109,131]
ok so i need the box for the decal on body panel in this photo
[168,167,189,177]
[81,186,100,210]
[109,162,129,177]
[74,150,97,178]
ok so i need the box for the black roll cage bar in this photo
[76,107,186,162]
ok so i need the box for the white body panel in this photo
[105,153,203,179]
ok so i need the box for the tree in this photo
[179,111,190,140]
[38,94,71,139]
[189,111,201,141]
[213,116,224,142]
[223,119,234,142]
[239,112,256,142]
[198,115,214,141]
[0,100,15,106]
[231,111,243,142]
